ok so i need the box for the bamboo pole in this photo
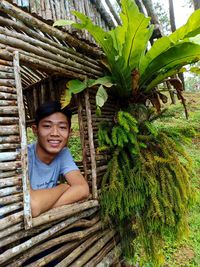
[0,58,12,66]
[84,89,98,199]
[32,200,99,227]
[0,65,13,72]
[87,165,108,175]
[0,152,20,162]
[0,211,23,231]
[0,185,22,197]
[52,215,100,240]
[0,207,98,265]
[0,78,15,87]
[0,143,19,150]
[0,107,18,115]
[0,135,20,144]
[0,222,24,239]
[0,71,14,79]
[70,231,117,267]
[12,221,103,267]
[0,86,16,93]
[96,244,122,266]
[76,95,88,180]
[0,0,102,57]
[14,51,32,230]
[0,171,17,178]
[0,202,23,216]
[0,100,17,106]
[0,193,23,205]
[0,116,19,124]
[0,176,21,187]
[84,238,120,267]
[0,91,17,100]
[26,241,82,267]
[0,161,21,171]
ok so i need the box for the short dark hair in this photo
[35,101,72,128]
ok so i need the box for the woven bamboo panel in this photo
[9,0,117,39]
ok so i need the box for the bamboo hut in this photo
[0,0,122,266]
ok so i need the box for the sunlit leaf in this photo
[96,85,108,108]
[53,20,74,27]
[89,76,113,88]
[67,79,87,94]
[141,42,200,91]
[60,90,72,109]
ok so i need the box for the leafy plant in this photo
[98,108,193,265]
[55,0,200,111]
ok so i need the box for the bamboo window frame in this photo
[13,51,32,230]
[13,52,99,230]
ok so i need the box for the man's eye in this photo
[60,126,67,130]
[43,125,51,128]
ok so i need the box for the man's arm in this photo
[52,170,89,208]
[30,184,69,217]
[30,170,89,217]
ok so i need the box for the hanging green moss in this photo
[99,109,193,266]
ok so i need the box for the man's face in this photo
[33,112,70,158]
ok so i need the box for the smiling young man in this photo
[28,101,89,217]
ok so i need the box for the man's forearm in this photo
[52,184,89,208]
[30,184,69,217]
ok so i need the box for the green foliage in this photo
[95,85,108,108]
[99,109,193,266]
[55,0,200,109]
[61,76,112,108]
[27,127,36,144]
[68,134,82,162]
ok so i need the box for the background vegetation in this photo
[132,92,200,266]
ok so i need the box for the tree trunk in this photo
[141,0,163,38]
[169,0,185,91]
[135,0,145,14]
[169,0,176,32]
[192,0,200,10]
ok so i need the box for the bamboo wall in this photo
[0,1,122,265]
[10,0,121,43]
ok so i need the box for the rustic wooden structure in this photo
[0,0,122,266]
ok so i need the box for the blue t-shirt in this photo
[28,143,78,190]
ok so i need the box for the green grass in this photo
[157,93,200,267]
